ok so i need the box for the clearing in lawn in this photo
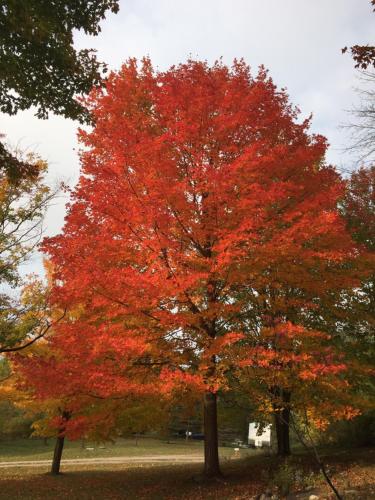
[0,437,256,464]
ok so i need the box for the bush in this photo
[0,401,33,439]
[270,460,317,496]
[324,412,375,448]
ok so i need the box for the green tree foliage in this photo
[0,0,119,122]
[0,1,120,186]
[0,140,40,183]
[339,166,375,392]
[335,167,375,357]
[342,166,375,251]
[0,358,33,439]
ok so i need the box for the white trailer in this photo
[248,422,271,447]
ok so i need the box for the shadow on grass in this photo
[0,447,374,500]
[0,459,267,500]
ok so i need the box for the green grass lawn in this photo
[0,437,258,462]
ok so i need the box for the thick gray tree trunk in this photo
[203,390,221,477]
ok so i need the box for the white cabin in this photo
[248,422,271,447]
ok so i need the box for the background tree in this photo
[0,1,120,185]
[0,151,56,353]
[13,296,178,474]
[0,0,119,121]
[342,1,375,163]
[343,166,375,251]
[327,167,374,394]
[342,0,375,70]
[0,358,34,439]
[13,272,217,469]
[344,71,375,164]
[290,165,375,453]
[235,322,366,456]
[336,166,375,445]
[0,139,41,184]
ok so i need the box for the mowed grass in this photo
[0,437,257,462]
[0,448,374,499]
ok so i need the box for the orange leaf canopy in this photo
[23,59,358,435]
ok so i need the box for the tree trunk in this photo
[272,387,291,457]
[203,390,221,477]
[51,410,70,475]
[202,273,221,477]
[51,435,65,475]
[274,407,291,456]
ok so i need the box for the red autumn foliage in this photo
[15,59,362,471]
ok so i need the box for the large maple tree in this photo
[36,58,358,477]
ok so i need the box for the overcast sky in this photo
[1,0,374,276]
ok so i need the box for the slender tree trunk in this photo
[203,390,221,477]
[51,435,65,475]
[51,410,70,475]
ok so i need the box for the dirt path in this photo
[0,454,204,468]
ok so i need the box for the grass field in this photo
[0,439,374,499]
[0,447,374,499]
[0,437,256,462]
